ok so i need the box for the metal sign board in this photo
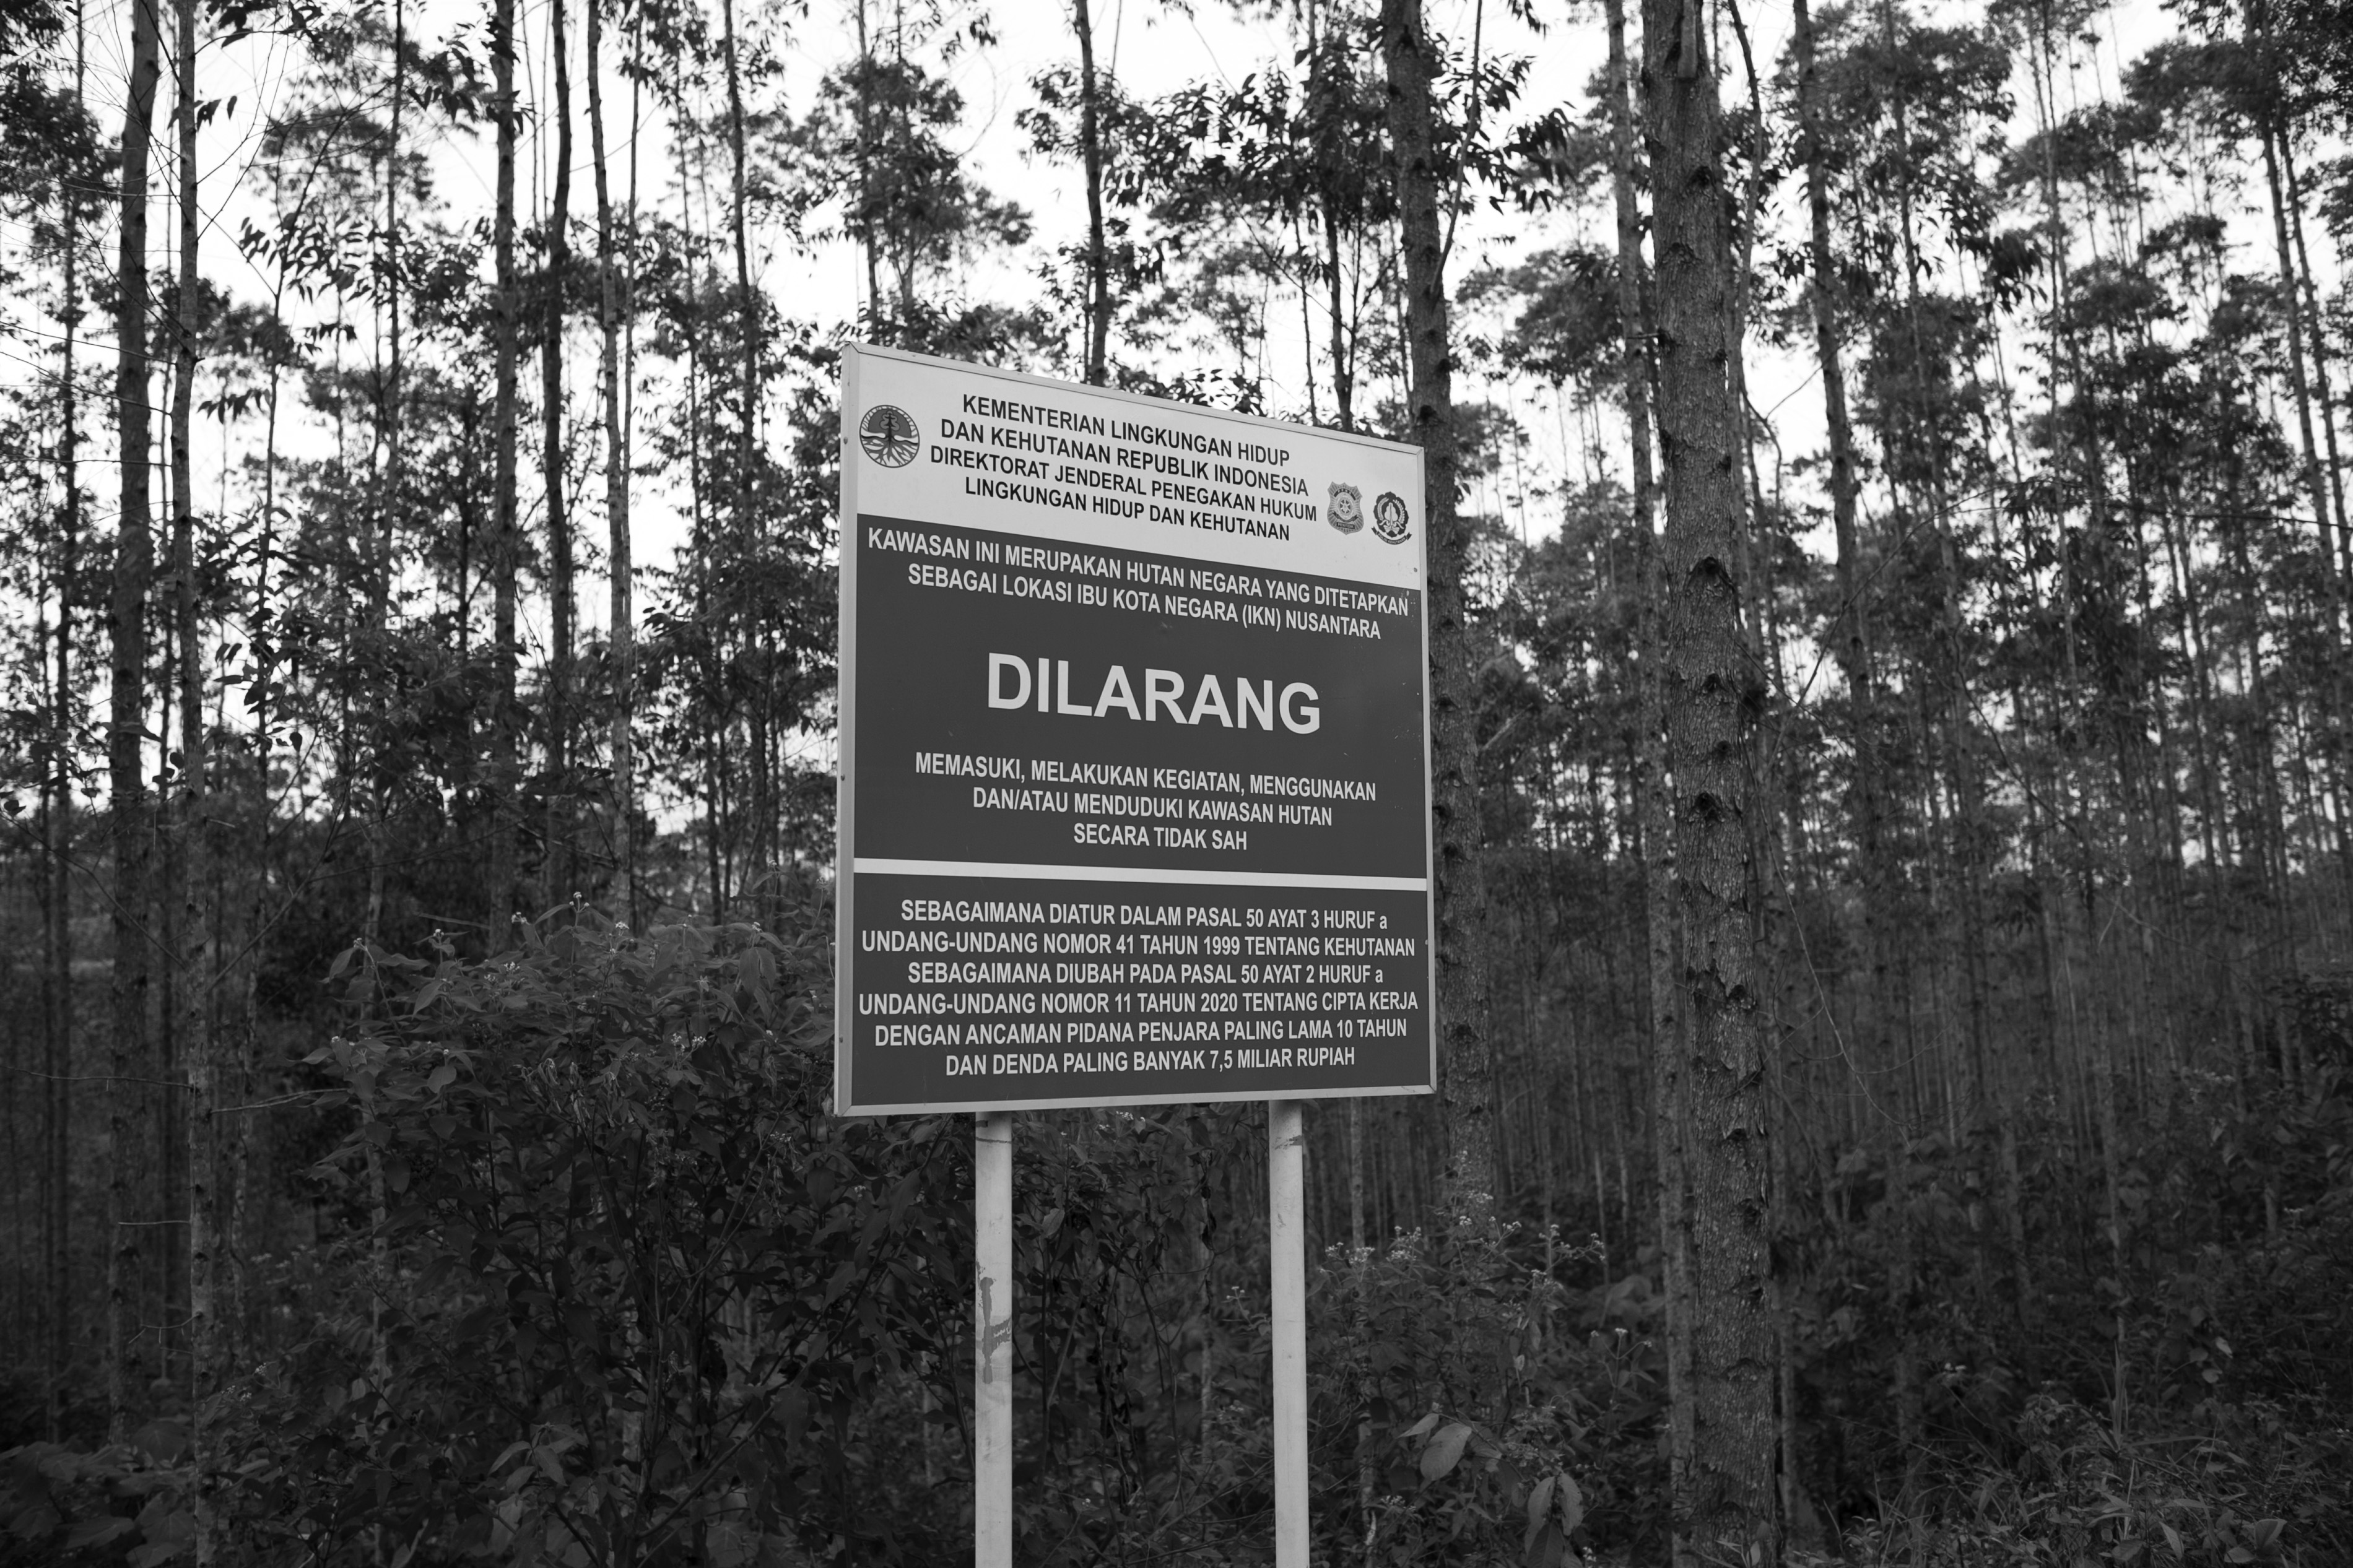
[837,344,1434,1115]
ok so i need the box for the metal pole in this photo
[975,1111,1014,1568]
[1269,1099,1308,1568]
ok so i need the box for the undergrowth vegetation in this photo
[6,914,2346,1565]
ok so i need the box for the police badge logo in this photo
[859,404,920,468]
[1372,490,1411,544]
[1326,482,1365,534]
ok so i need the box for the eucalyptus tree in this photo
[1638,0,1785,1550]
[0,37,108,1438]
[108,0,162,1442]
[1020,36,1155,384]
[2128,30,2353,912]
[792,3,1029,344]
[586,0,639,919]
[489,0,521,937]
[1381,0,1494,1223]
[539,0,578,906]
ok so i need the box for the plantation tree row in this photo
[0,0,2349,1560]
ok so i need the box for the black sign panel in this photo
[837,345,1433,1114]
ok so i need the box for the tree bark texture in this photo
[719,0,763,895]
[1788,0,1875,843]
[48,11,86,1440]
[365,0,405,946]
[1073,0,1110,384]
[543,0,574,903]
[170,0,217,1553]
[1637,0,1783,1557]
[488,0,520,941]
[108,0,163,1445]
[1380,0,1494,1215]
[589,0,635,922]
[1603,0,1698,1532]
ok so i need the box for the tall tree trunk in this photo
[671,76,720,917]
[385,0,403,559]
[588,0,635,922]
[1380,0,1494,1216]
[1603,0,1695,1523]
[1303,5,1355,431]
[543,0,574,905]
[2279,143,2349,579]
[154,561,180,1399]
[853,0,881,322]
[365,0,405,946]
[489,0,521,943]
[108,0,163,1446]
[1073,0,1110,383]
[1721,5,1804,1536]
[1321,205,1354,430]
[1637,0,1782,1558]
[1880,0,1945,1502]
[168,0,215,1549]
[889,7,915,319]
[718,0,761,897]
[2256,123,2340,655]
[2275,129,2353,906]
[1789,0,1880,898]
[45,426,76,1443]
[48,6,87,1441]
[2245,0,2347,603]
[1884,0,1990,1145]
[1302,0,1352,428]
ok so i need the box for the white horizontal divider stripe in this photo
[853,857,1428,893]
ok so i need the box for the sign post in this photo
[973,1110,1013,1568]
[1268,1099,1308,1567]
[837,343,1433,1565]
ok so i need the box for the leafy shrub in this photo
[221,911,969,1565]
[0,1426,194,1567]
[1310,1220,1664,1568]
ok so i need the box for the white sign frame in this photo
[837,342,1437,1117]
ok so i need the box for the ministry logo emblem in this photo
[1372,490,1411,544]
[859,404,920,468]
[1327,482,1364,534]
